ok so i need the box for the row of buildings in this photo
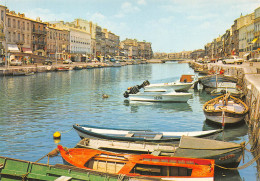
[205,6,260,60]
[153,49,205,60]
[0,5,153,64]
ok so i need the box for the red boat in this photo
[58,145,214,181]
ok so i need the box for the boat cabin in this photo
[180,75,194,83]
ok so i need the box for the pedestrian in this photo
[32,58,34,64]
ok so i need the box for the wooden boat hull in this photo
[204,112,246,124]
[210,88,243,98]
[0,156,141,181]
[58,145,214,180]
[129,92,192,103]
[76,136,244,168]
[203,94,248,125]
[73,124,222,143]
[199,75,237,88]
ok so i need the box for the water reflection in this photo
[203,120,248,142]
[123,100,192,113]
[215,169,242,181]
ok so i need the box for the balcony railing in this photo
[32,29,47,35]
[33,41,46,45]
[16,40,25,45]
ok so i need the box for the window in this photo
[7,18,11,27]
[18,20,20,29]
[8,31,11,42]
[13,19,16,28]
[27,22,29,30]
[13,32,16,42]
[22,22,25,30]
[1,10,4,21]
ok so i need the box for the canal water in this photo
[0,63,257,180]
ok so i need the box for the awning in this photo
[7,44,20,52]
[251,38,258,44]
[243,52,250,57]
[22,47,32,54]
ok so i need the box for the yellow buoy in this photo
[53,131,61,139]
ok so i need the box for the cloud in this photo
[137,0,146,5]
[89,12,106,22]
[23,8,73,22]
[114,2,140,18]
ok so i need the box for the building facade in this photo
[54,21,91,61]
[5,10,33,62]
[46,24,70,60]
[31,17,47,56]
[0,5,6,62]
[254,7,260,58]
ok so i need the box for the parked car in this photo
[43,59,52,65]
[222,56,244,64]
[248,57,260,62]
[9,59,23,66]
[63,59,73,64]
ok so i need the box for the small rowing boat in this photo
[203,93,248,125]
[73,124,222,143]
[76,136,244,168]
[58,145,215,180]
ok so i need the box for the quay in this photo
[0,59,148,76]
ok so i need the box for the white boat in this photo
[144,75,194,92]
[128,90,192,102]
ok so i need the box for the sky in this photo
[2,0,260,53]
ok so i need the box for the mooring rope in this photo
[60,127,74,134]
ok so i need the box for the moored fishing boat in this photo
[203,93,249,125]
[126,90,192,103]
[210,87,243,98]
[198,74,237,88]
[76,136,244,168]
[56,66,72,71]
[58,145,215,181]
[73,124,223,143]
[0,155,156,181]
[143,75,194,92]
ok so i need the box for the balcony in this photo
[32,29,47,35]
[33,41,46,45]
[16,40,25,45]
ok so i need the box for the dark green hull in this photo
[0,156,158,181]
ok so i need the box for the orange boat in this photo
[58,145,214,181]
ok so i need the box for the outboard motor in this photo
[123,91,130,98]
[129,86,139,94]
[143,80,150,86]
[138,80,150,89]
